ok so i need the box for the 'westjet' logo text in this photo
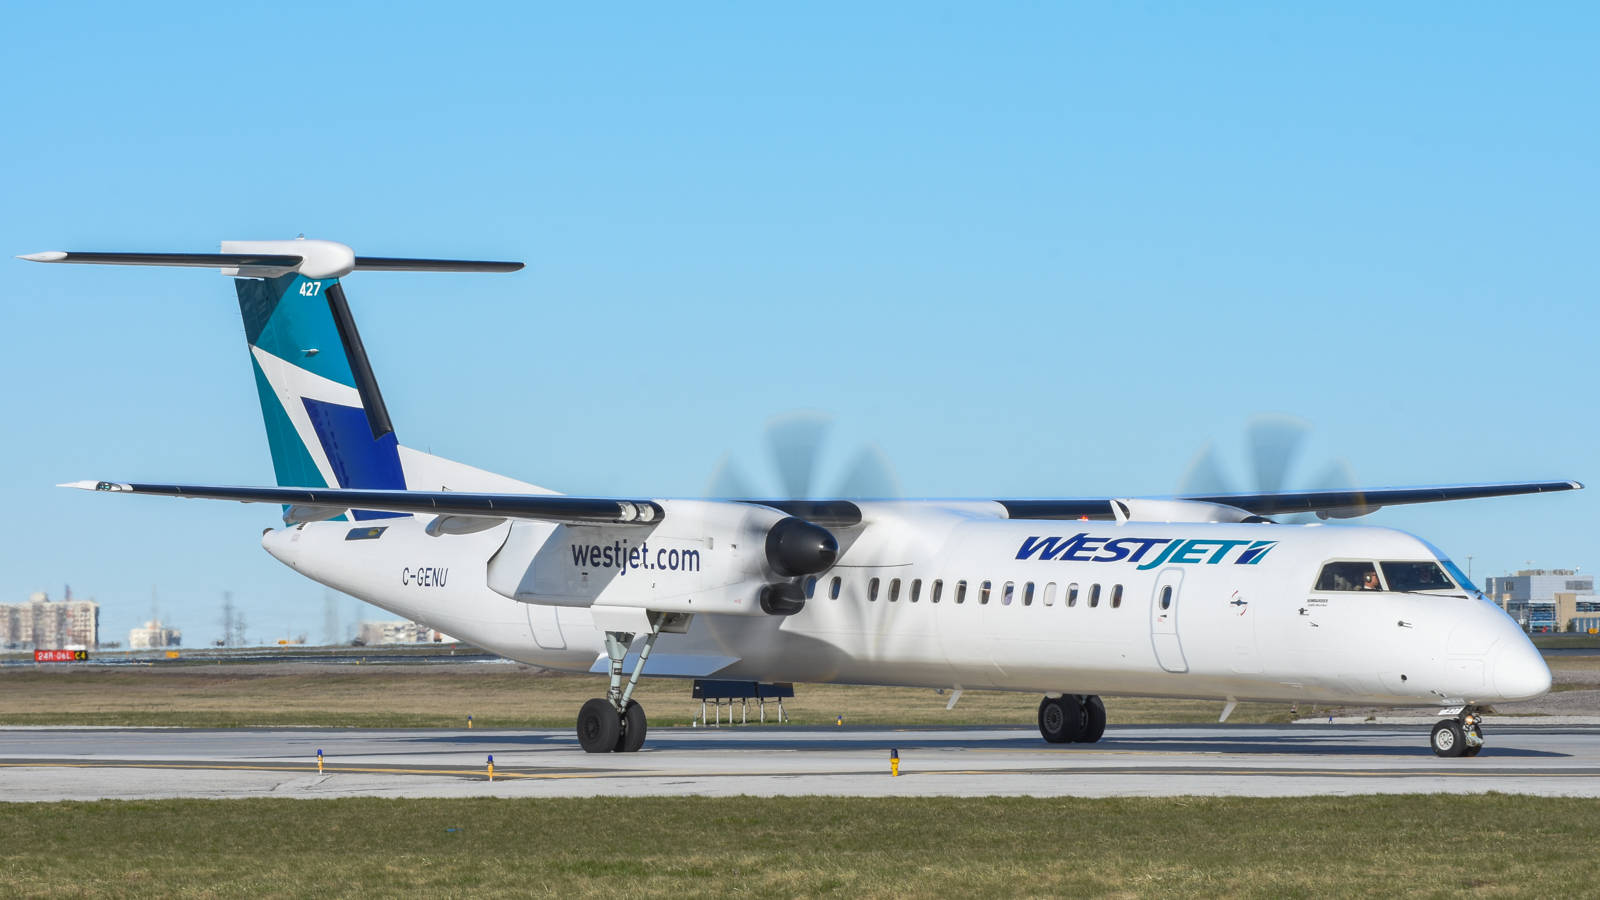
[571,539,702,575]
[1016,533,1277,570]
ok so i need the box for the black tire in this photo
[577,698,620,753]
[1077,695,1107,743]
[1431,719,1466,758]
[1038,696,1085,744]
[617,701,648,753]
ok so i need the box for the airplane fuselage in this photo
[264,502,1550,709]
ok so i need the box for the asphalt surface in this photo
[4,723,1600,800]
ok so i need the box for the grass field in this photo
[4,651,1595,729]
[1532,633,1600,650]
[0,664,1300,728]
[1,795,1596,897]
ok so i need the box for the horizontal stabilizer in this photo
[19,251,304,268]
[353,257,523,273]
[59,481,661,526]
[20,240,522,279]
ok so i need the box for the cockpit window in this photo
[1315,561,1382,592]
[1380,561,1456,593]
[1439,558,1478,593]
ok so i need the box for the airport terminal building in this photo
[1484,569,1599,632]
[0,591,100,650]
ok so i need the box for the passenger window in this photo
[980,581,992,605]
[1160,585,1172,610]
[889,578,901,602]
[1023,582,1035,606]
[1380,561,1455,593]
[956,580,968,604]
[1111,584,1123,609]
[1089,584,1101,608]
[1002,581,1015,606]
[1043,582,1057,606]
[804,576,817,599]
[830,576,841,600]
[869,577,880,601]
[1067,583,1079,607]
[932,580,943,604]
[910,579,922,603]
[1315,561,1382,592]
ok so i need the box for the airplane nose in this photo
[1491,639,1552,700]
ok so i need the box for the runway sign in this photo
[33,649,89,663]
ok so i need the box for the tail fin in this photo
[237,271,404,508]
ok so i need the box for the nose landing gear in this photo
[1430,708,1485,758]
[1038,694,1107,744]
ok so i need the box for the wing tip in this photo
[57,480,127,491]
[19,251,67,263]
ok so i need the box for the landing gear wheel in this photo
[1463,721,1484,757]
[1430,719,1466,758]
[1076,695,1107,744]
[617,701,648,753]
[578,698,621,753]
[1038,696,1085,743]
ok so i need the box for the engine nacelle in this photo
[765,517,838,577]
[485,499,836,617]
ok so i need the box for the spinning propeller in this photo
[705,412,900,615]
[706,411,900,501]
[1179,414,1360,524]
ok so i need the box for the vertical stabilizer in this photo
[237,272,406,516]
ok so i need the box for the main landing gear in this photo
[1038,694,1107,744]
[1430,707,1485,758]
[576,623,663,754]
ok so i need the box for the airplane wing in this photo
[997,479,1583,521]
[60,478,1581,526]
[58,481,661,525]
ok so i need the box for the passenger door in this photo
[1150,567,1189,673]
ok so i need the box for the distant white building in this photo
[129,619,182,650]
[0,590,100,650]
[357,620,455,645]
[1484,569,1598,632]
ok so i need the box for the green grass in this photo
[1532,633,1600,650]
[0,796,1595,897]
[3,649,1590,729]
[0,666,1296,728]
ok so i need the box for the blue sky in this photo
[3,4,1594,645]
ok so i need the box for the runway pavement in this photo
[4,723,1599,800]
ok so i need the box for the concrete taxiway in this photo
[4,724,1599,800]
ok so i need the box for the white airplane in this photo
[26,239,1579,758]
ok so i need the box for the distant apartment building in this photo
[357,620,455,645]
[0,590,101,649]
[1483,569,1599,632]
[129,619,182,650]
